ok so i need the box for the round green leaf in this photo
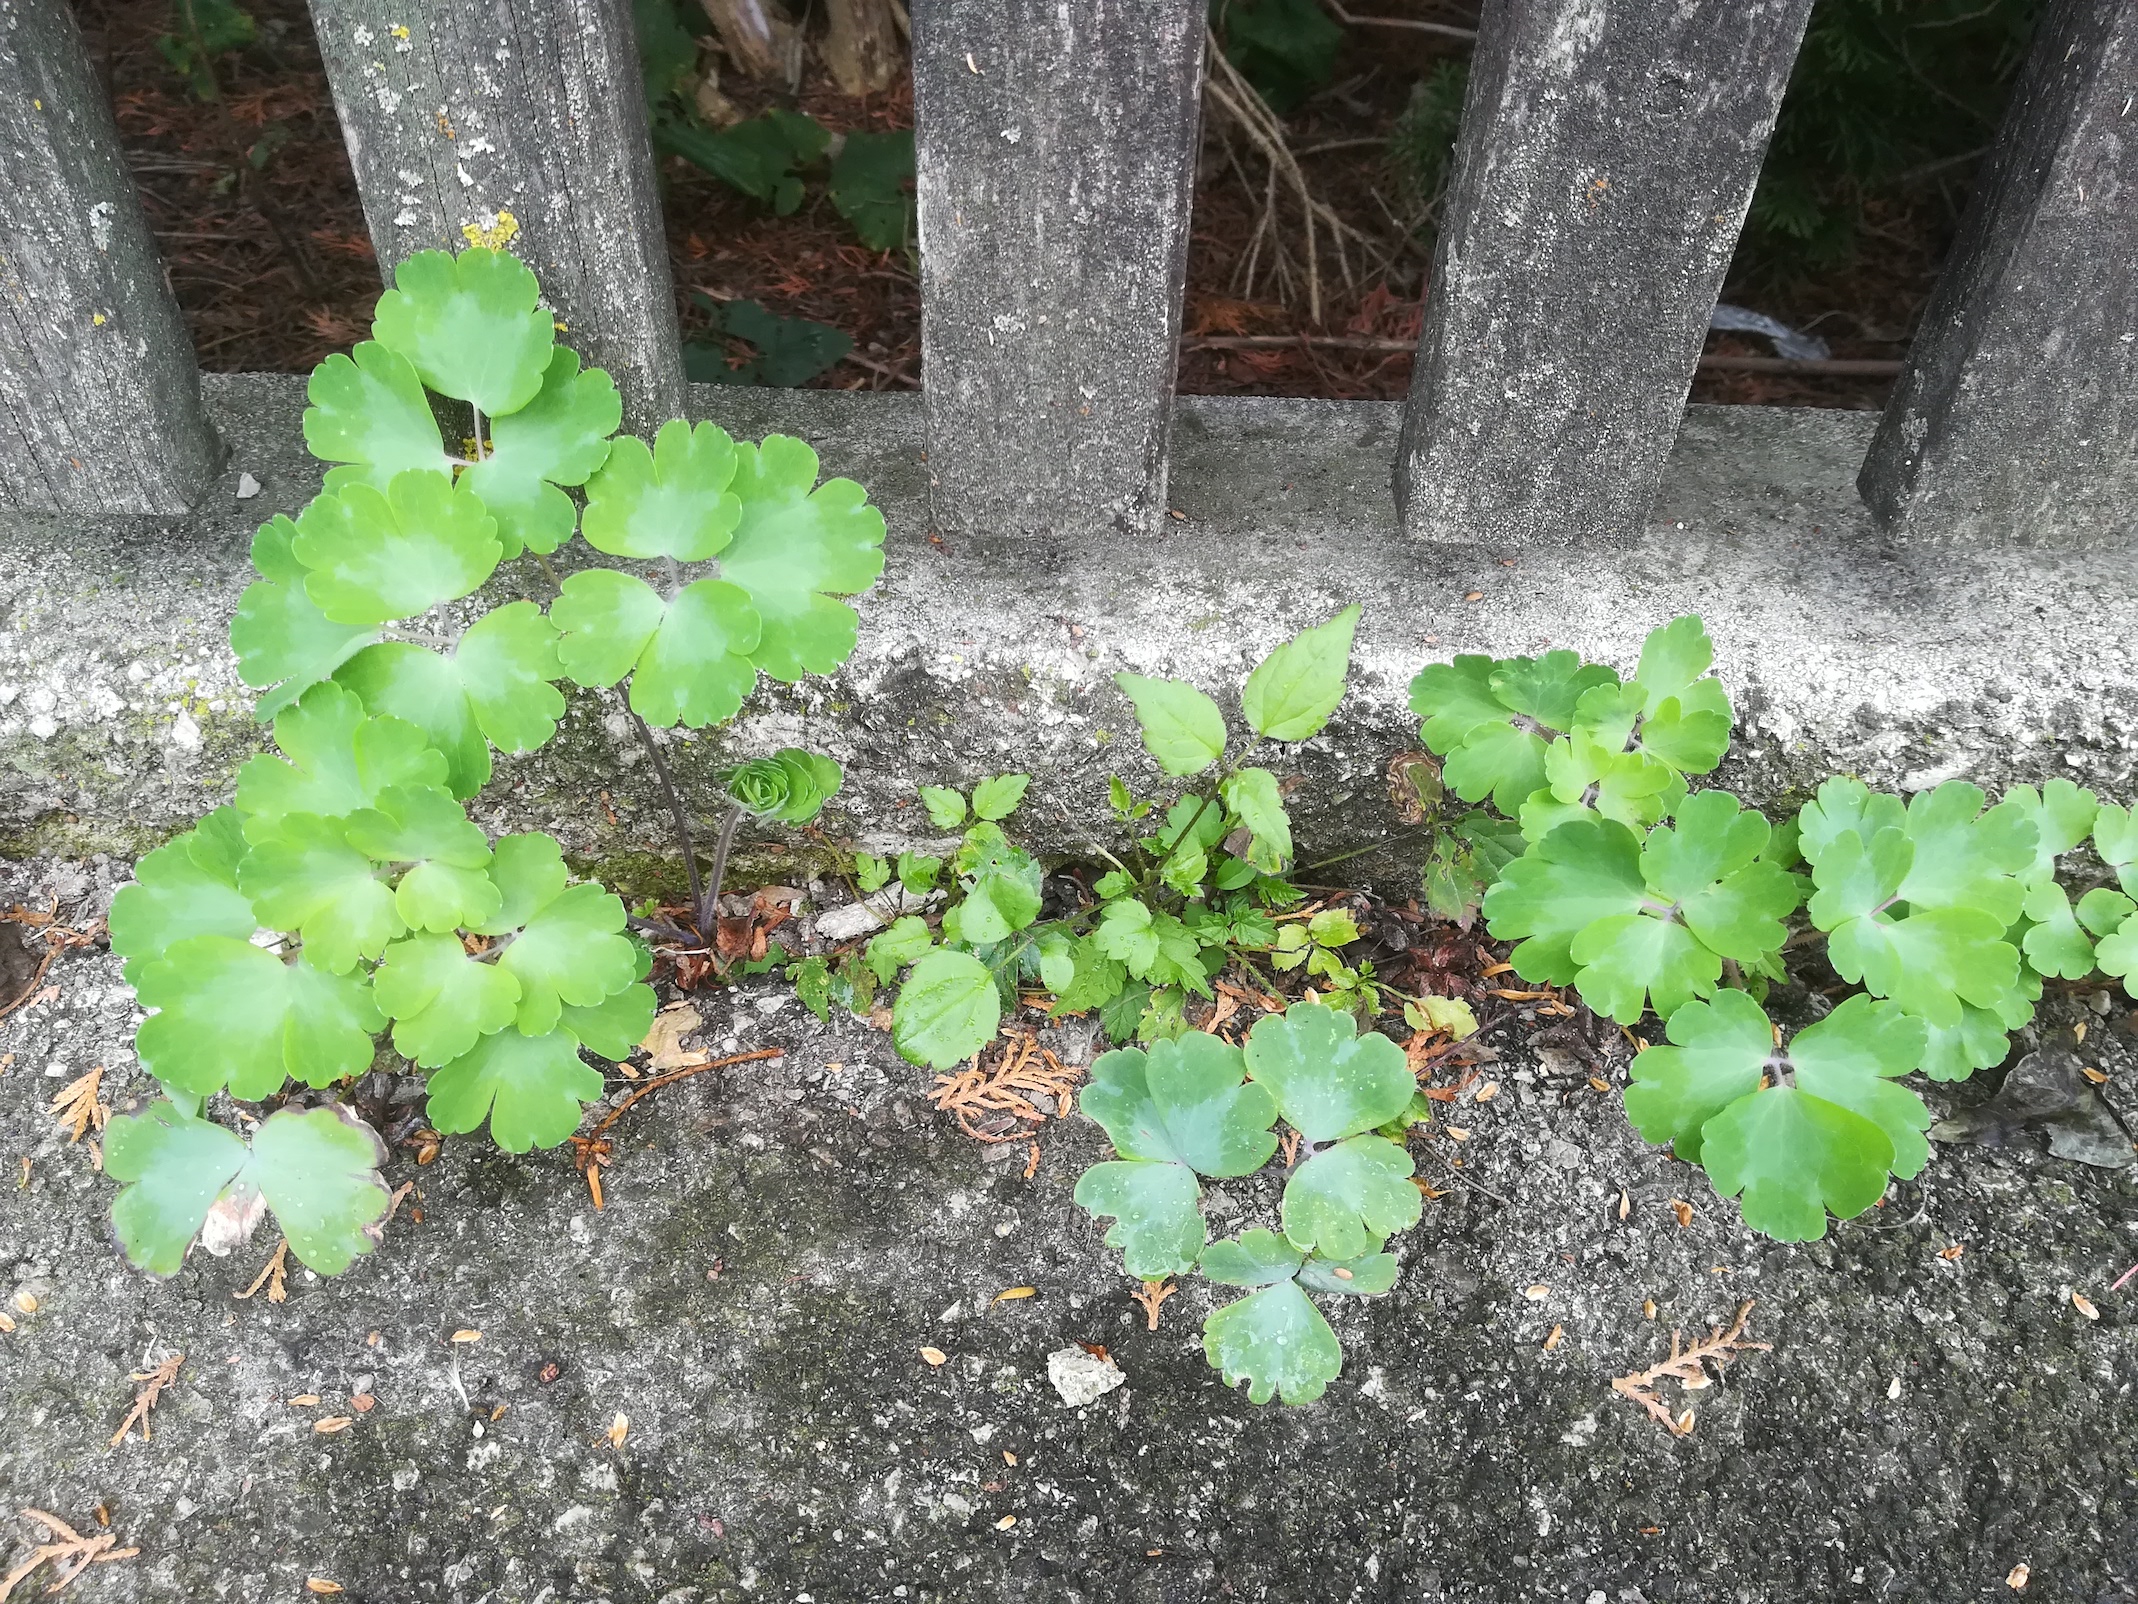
[232,516,381,720]
[581,418,740,561]
[459,346,621,557]
[1623,988,1771,1161]
[303,339,452,485]
[427,1026,605,1153]
[1079,1034,1278,1177]
[1203,1279,1343,1406]
[1240,604,1359,741]
[109,809,259,982]
[105,1102,249,1276]
[235,683,448,830]
[372,932,521,1068]
[240,812,405,972]
[1279,1134,1419,1259]
[135,935,383,1100]
[891,948,1000,1068]
[294,470,501,627]
[491,881,638,1037]
[1072,1159,1206,1279]
[561,982,658,1061]
[1483,817,1646,984]
[719,433,886,680]
[246,1103,394,1274]
[1296,1250,1400,1296]
[1698,1085,1894,1243]
[371,247,554,417]
[1199,1226,1304,1287]
[630,579,763,728]
[1242,1003,1412,1143]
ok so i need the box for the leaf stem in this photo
[701,800,748,952]
[624,705,704,924]
[471,404,488,461]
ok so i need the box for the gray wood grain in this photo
[0,0,221,514]
[912,0,1203,541]
[1858,0,2136,545]
[1395,0,1814,546]
[306,0,685,431]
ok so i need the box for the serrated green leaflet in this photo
[1280,1134,1418,1257]
[891,948,999,1068]
[582,418,740,561]
[951,823,1043,945]
[1115,674,1227,776]
[1073,1160,1206,1279]
[1049,933,1127,1017]
[719,434,885,680]
[1628,991,1930,1240]
[371,247,554,417]
[303,339,452,486]
[971,773,1030,822]
[1241,605,1358,741]
[1081,1035,1278,1176]
[240,812,404,972]
[293,471,500,626]
[919,786,966,828]
[1204,1278,1342,1406]
[428,1026,605,1152]
[550,569,763,729]
[560,982,658,1061]
[109,809,258,981]
[236,684,448,831]
[344,785,500,932]
[232,516,381,719]
[372,932,521,1068]
[459,347,621,557]
[107,1102,391,1276]
[867,915,934,984]
[1222,767,1292,870]
[1242,1004,1410,1141]
[135,936,382,1100]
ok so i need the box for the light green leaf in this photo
[372,932,521,1068]
[1409,656,1506,749]
[1114,673,1226,776]
[866,915,934,983]
[1699,1086,1894,1243]
[1567,912,1715,1024]
[427,1026,604,1152]
[1222,767,1293,870]
[371,247,554,417]
[293,471,500,627]
[2020,880,2096,980]
[2095,803,2138,896]
[1203,1279,1343,1406]
[1443,720,1549,815]
[302,339,451,484]
[1999,779,2098,883]
[1199,1226,1304,1286]
[231,515,380,719]
[719,433,886,680]
[919,786,967,829]
[550,570,763,729]
[1482,817,1646,984]
[239,812,404,972]
[344,785,500,932]
[1048,933,1128,1017]
[1280,1134,1419,1258]
[1794,776,1907,867]
[1297,1251,1400,1296]
[971,773,1031,822]
[490,882,638,1037]
[891,948,1000,1068]
[581,418,739,561]
[1073,1160,1206,1279]
[1623,988,1772,1161]
[1490,651,1620,732]
[724,749,842,825]
[1242,1003,1412,1143]
[559,981,657,1061]
[951,823,1042,945]
[135,936,383,1099]
[458,346,620,557]
[1632,615,1714,710]
[109,810,258,982]
[107,1102,391,1277]
[1893,781,2035,924]
[1079,1035,1278,1176]
[235,683,448,829]
[1240,605,1359,741]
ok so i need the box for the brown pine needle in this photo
[0,1509,139,1601]
[46,1068,107,1143]
[234,1239,289,1303]
[1131,1279,1177,1331]
[108,1354,183,1449]
[1610,1301,1771,1437]
[927,1034,1083,1144]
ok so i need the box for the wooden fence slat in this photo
[0,0,221,515]
[1394,0,1815,546]
[912,0,1204,541]
[306,0,684,430]
[1858,0,2136,544]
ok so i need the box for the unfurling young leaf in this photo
[1114,673,1227,776]
[1241,604,1360,741]
[725,749,844,825]
[106,1102,392,1277]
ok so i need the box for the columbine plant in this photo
[1412,615,2132,1242]
[102,247,883,1278]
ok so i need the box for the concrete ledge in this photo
[1,380,2133,884]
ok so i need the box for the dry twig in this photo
[590,1048,784,1137]
[108,1354,183,1449]
[1610,1301,1771,1437]
[0,1509,139,1601]
[928,1034,1083,1144]
[0,905,105,1022]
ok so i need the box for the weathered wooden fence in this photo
[0,0,2131,540]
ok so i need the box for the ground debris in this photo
[46,1068,108,1143]
[928,1032,1083,1145]
[0,1508,139,1600]
[1131,1279,1177,1331]
[108,1354,183,1449]
[234,1239,289,1303]
[1609,1302,1771,1438]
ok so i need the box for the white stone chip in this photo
[1046,1346,1125,1409]
[235,472,261,499]
[814,902,885,942]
